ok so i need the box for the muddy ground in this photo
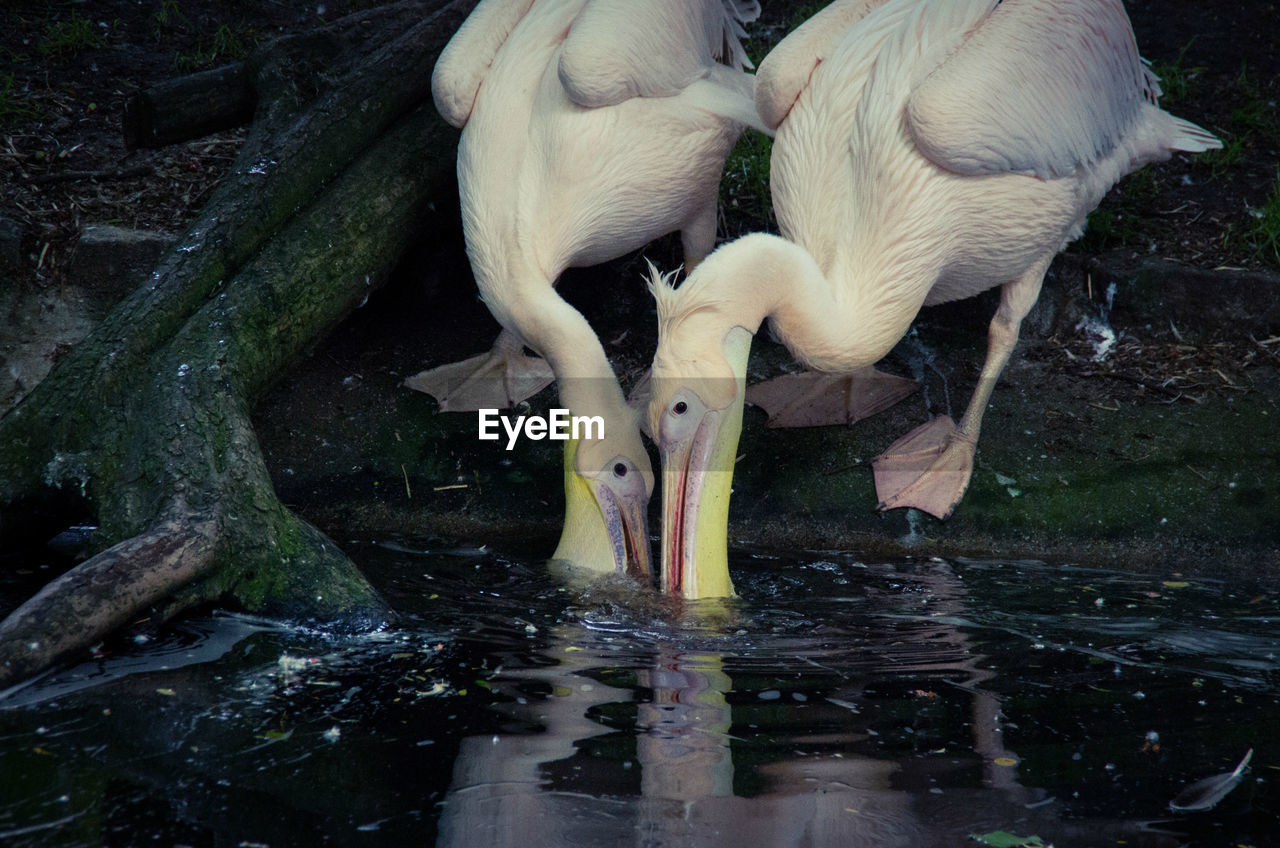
[1,0,1278,576]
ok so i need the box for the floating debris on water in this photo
[1,553,1276,844]
[969,831,1049,847]
[1169,748,1254,813]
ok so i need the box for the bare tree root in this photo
[0,502,219,685]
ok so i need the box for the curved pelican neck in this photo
[688,232,913,375]
[489,280,649,492]
[680,233,821,337]
[490,281,632,426]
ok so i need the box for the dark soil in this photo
[1101,0,1280,269]
[0,1,387,278]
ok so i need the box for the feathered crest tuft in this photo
[645,256,738,354]
[714,0,762,71]
[645,259,685,326]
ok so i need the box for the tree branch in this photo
[0,505,221,686]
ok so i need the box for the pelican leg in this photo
[403,328,555,411]
[873,259,1049,519]
[680,200,718,273]
[745,366,918,428]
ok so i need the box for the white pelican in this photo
[647,0,1219,597]
[410,0,767,578]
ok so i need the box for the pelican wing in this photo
[558,0,760,109]
[906,0,1152,179]
[431,0,539,128]
[755,0,891,130]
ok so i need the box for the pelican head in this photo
[647,264,754,598]
[551,414,654,583]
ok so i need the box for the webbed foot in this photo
[404,347,554,411]
[872,416,976,520]
[745,367,917,428]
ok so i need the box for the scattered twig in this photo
[1079,369,1184,399]
[1214,368,1249,390]
[28,164,155,186]
[1250,335,1280,365]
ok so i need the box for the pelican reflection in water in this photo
[435,562,1073,846]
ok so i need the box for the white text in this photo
[478,409,604,450]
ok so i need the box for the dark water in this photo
[1,547,1276,846]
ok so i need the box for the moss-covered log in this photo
[0,0,475,685]
[122,62,256,150]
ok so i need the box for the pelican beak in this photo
[654,327,753,599]
[552,438,653,580]
[586,477,652,580]
[659,406,741,599]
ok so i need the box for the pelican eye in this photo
[672,401,688,415]
[613,462,627,477]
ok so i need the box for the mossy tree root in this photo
[0,0,475,686]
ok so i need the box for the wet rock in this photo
[1069,252,1280,339]
[69,225,175,315]
[0,286,98,413]
[1,225,175,412]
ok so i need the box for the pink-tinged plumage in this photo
[409,0,765,577]
[647,0,1219,596]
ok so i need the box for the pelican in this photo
[647,0,1219,597]
[408,0,767,578]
